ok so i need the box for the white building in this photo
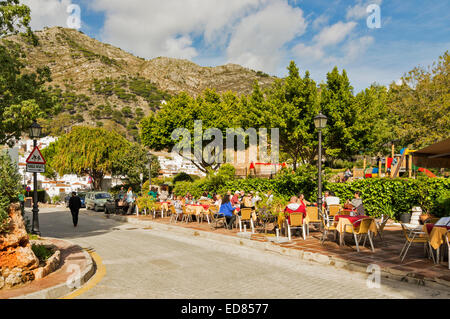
[157,153,205,177]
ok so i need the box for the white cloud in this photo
[85,0,306,72]
[292,21,358,63]
[23,0,75,30]
[226,1,307,72]
[344,36,374,61]
[312,14,329,31]
[313,21,357,47]
[346,0,382,21]
[88,0,267,61]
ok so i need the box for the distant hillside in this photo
[2,27,275,141]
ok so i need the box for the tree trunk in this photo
[91,171,104,190]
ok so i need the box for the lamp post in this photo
[29,121,42,235]
[314,113,327,218]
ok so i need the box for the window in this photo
[95,193,111,199]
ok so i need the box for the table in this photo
[423,224,450,263]
[427,224,450,264]
[185,204,210,222]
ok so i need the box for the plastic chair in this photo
[239,208,255,233]
[343,218,375,252]
[399,223,435,263]
[320,215,337,244]
[286,212,306,240]
[181,205,192,223]
[306,206,321,235]
[152,202,163,219]
[328,205,341,216]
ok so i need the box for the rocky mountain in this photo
[2,27,275,141]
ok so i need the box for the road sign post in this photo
[26,145,46,236]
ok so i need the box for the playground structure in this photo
[354,144,437,179]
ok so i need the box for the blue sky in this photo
[23,0,450,92]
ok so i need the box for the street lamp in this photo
[29,120,42,236]
[314,113,327,218]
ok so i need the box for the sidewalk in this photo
[0,238,95,299]
[107,213,450,290]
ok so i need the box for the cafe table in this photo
[423,223,450,263]
[333,215,377,246]
[185,204,210,221]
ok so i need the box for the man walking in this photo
[68,192,82,227]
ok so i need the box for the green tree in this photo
[0,152,21,232]
[320,67,357,161]
[352,85,396,155]
[111,143,151,186]
[262,62,320,170]
[140,89,243,173]
[388,51,450,148]
[0,0,54,146]
[43,126,131,190]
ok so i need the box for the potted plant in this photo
[399,211,411,223]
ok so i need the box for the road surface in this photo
[26,207,450,299]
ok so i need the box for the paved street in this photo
[27,207,450,299]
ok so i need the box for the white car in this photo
[85,192,112,212]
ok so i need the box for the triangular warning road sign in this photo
[26,146,46,164]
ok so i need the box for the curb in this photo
[108,214,450,290]
[10,241,96,299]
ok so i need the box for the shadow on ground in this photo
[24,208,125,240]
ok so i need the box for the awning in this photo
[412,137,450,168]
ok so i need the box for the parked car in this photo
[85,192,112,212]
[64,192,86,208]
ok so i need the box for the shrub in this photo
[31,244,53,262]
[52,195,61,204]
[434,189,450,218]
[0,153,21,232]
[173,172,194,184]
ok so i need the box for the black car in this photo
[104,195,129,214]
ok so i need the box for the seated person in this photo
[159,186,169,202]
[297,194,310,208]
[285,196,306,224]
[213,194,222,207]
[231,191,240,207]
[218,195,236,230]
[241,193,254,209]
[350,191,365,216]
[324,191,340,207]
[148,187,158,200]
[171,196,183,221]
[199,192,210,201]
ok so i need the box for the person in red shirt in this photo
[231,191,240,206]
[297,193,310,209]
